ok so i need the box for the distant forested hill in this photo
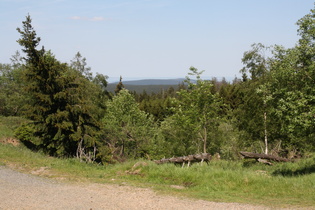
[107,79,188,93]
[122,78,187,85]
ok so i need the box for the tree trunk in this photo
[264,111,268,154]
[240,151,289,162]
[120,139,125,157]
[154,153,213,167]
[203,126,207,154]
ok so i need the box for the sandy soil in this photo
[0,166,274,209]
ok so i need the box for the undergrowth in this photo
[0,117,314,208]
[1,143,315,208]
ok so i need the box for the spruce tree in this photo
[114,76,124,95]
[16,15,101,159]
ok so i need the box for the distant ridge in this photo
[109,78,187,86]
[106,78,188,94]
[106,77,235,94]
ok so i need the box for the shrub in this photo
[14,123,40,150]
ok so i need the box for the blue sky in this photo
[0,0,314,81]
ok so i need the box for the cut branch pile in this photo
[240,151,290,165]
[154,153,212,167]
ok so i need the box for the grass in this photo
[1,143,314,208]
[0,116,315,208]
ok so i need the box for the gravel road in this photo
[0,166,272,210]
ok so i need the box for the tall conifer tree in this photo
[16,15,101,159]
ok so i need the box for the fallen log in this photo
[240,151,289,162]
[154,153,212,167]
[257,158,273,166]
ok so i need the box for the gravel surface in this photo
[0,166,273,210]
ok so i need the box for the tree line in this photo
[1,7,315,163]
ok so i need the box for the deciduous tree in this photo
[102,89,156,160]
[162,67,223,155]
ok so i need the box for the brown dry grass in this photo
[0,137,20,146]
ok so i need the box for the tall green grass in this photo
[0,116,315,208]
[123,160,315,207]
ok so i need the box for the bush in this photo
[14,122,40,150]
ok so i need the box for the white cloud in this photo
[90,16,105,21]
[70,16,82,20]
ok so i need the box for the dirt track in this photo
[0,166,273,209]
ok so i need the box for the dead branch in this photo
[240,151,289,162]
[154,153,213,167]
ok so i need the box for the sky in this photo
[0,0,314,82]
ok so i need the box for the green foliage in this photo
[14,122,40,149]
[253,8,315,152]
[161,67,223,155]
[240,43,270,81]
[102,89,157,160]
[70,51,92,80]
[139,97,175,122]
[267,47,315,150]
[233,81,264,150]
[235,11,315,153]
[0,61,28,116]
[16,15,44,64]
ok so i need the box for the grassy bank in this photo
[0,117,315,208]
[1,143,314,208]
